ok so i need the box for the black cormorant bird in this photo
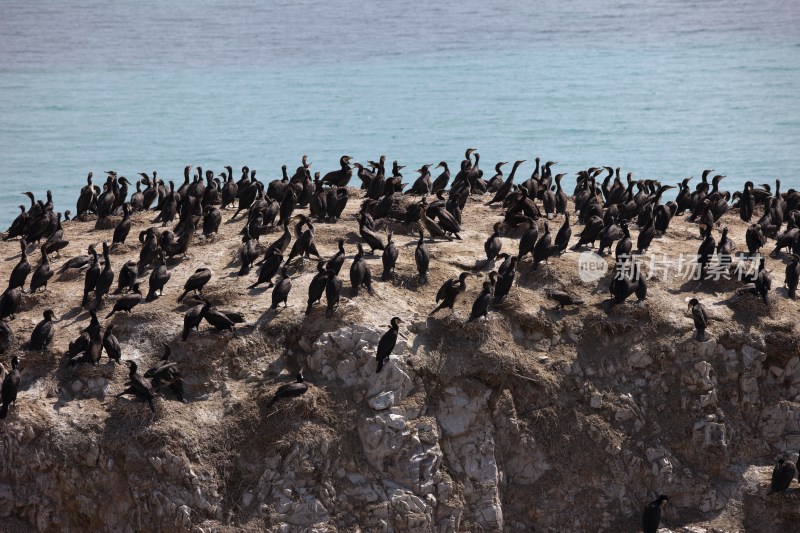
[0,288,21,320]
[415,230,430,285]
[321,155,353,188]
[8,240,31,291]
[93,242,114,309]
[636,217,656,254]
[431,272,471,315]
[112,203,131,246]
[106,282,142,318]
[417,203,452,242]
[102,324,122,364]
[249,249,282,289]
[182,301,209,341]
[484,222,503,265]
[327,238,346,276]
[518,218,538,262]
[405,165,433,196]
[146,252,171,301]
[376,317,403,373]
[144,345,186,403]
[467,275,496,323]
[532,221,555,269]
[745,224,767,256]
[3,205,30,241]
[431,162,450,192]
[267,371,309,407]
[116,360,156,413]
[30,244,55,294]
[493,256,517,304]
[350,243,373,296]
[641,495,668,533]
[270,267,292,309]
[0,321,13,354]
[768,458,796,494]
[305,261,329,315]
[325,270,343,318]
[82,245,101,306]
[114,260,138,294]
[178,267,212,301]
[785,254,800,299]
[486,160,525,205]
[28,309,56,351]
[356,213,385,255]
[0,355,20,419]
[381,232,399,281]
[238,229,260,276]
[697,225,716,280]
[545,290,584,310]
[688,298,709,341]
[203,305,236,332]
[615,223,632,263]
[554,213,572,255]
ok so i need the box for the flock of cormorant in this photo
[1,149,799,530]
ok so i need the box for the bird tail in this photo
[381,269,392,281]
[177,290,187,302]
[267,396,277,408]
[181,328,190,342]
[376,358,384,374]
[105,310,115,319]
[419,274,428,285]
[0,403,8,419]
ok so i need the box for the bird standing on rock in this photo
[768,458,797,494]
[0,355,21,419]
[376,317,403,373]
[641,494,668,533]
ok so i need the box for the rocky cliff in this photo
[0,192,798,532]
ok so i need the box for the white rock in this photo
[590,393,603,409]
[368,391,395,411]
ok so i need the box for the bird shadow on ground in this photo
[59,306,90,325]
[247,285,273,296]
[541,306,582,319]
[343,231,361,245]
[4,250,23,262]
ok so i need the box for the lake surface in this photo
[1,0,798,226]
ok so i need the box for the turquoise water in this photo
[1,0,798,226]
